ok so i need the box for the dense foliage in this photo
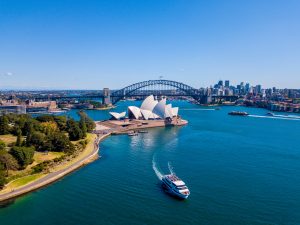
[88,101,108,109]
[0,112,95,189]
[10,146,35,169]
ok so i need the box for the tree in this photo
[16,128,22,147]
[25,123,34,147]
[28,131,46,151]
[78,111,95,132]
[53,116,67,131]
[79,117,87,138]
[0,150,19,174]
[10,146,35,169]
[0,171,6,189]
[0,115,9,135]
[36,115,55,123]
[0,140,5,151]
[40,121,58,135]
[66,119,83,141]
[44,132,75,153]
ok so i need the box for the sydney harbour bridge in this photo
[34,79,238,104]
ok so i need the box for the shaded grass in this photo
[0,134,17,146]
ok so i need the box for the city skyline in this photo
[1,0,300,89]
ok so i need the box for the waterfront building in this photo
[25,100,58,113]
[109,111,126,120]
[111,95,179,120]
[0,105,26,115]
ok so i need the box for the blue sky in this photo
[0,0,299,89]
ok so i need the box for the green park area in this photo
[0,112,95,192]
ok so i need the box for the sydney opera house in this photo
[109,95,179,121]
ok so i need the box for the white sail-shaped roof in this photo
[165,104,173,118]
[140,95,158,111]
[140,109,152,120]
[171,107,179,117]
[109,112,126,120]
[153,98,167,119]
[128,106,142,119]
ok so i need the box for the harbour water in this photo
[1,101,300,224]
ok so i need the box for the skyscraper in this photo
[225,80,230,88]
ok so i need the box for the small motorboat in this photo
[128,131,138,136]
[138,129,148,133]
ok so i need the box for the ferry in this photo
[161,174,190,199]
[128,131,138,136]
[228,111,249,116]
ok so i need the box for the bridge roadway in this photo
[33,94,239,102]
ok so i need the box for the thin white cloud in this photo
[0,72,14,76]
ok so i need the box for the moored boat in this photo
[228,111,249,116]
[138,129,148,133]
[128,131,138,136]
[161,174,190,199]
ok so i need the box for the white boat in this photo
[128,131,138,136]
[161,174,190,199]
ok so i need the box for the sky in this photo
[0,0,299,90]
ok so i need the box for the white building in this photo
[109,95,179,120]
[109,111,126,120]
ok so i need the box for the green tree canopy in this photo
[67,119,83,141]
[10,146,35,169]
[44,132,75,153]
[78,111,95,132]
[0,171,6,189]
[0,150,19,172]
[0,140,6,151]
[0,115,10,135]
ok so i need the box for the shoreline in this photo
[0,118,187,203]
[0,133,111,203]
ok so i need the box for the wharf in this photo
[94,118,188,135]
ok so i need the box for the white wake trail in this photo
[248,115,300,121]
[181,108,216,111]
[152,155,163,180]
[168,162,175,174]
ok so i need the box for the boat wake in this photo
[273,114,300,119]
[168,162,175,174]
[248,115,300,121]
[181,108,215,111]
[152,155,163,180]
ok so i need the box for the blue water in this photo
[1,101,300,225]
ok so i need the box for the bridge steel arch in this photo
[110,80,202,104]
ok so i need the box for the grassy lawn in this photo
[0,174,45,194]
[34,151,65,164]
[0,134,17,146]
